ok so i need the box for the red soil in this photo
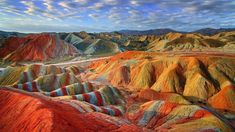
[139,89,177,101]
[0,88,140,132]
[0,37,28,58]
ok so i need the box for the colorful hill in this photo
[63,32,121,55]
[0,34,78,62]
[0,88,139,131]
[62,31,235,53]
[0,64,140,131]
[84,51,235,130]
[148,33,232,51]
[208,85,235,112]
[84,39,121,55]
[127,100,232,131]
[86,51,235,109]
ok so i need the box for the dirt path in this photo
[0,56,111,71]
[47,56,111,67]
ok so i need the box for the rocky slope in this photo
[0,64,140,131]
[84,51,235,130]
[64,32,121,55]
[147,32,235,52]
[0,88,139,131]
[0,34,78,62]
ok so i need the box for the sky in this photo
[0,0,235,33]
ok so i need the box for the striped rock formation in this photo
[63,33,122,55]
[127,100,233,131]
[0,64,65,86]
[138,89,191,105]
[0,63,140,131]
[87,51,235,105]
[84,51,235,130]
[0,88,139,131]
[0,64,125,117]
[146,32,235,52]
[0,34,78,62]
[0,36,28,58]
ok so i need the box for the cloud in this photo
[74,0,89,5]
[130,0,139,6]
[89,2,105,10]
[20,1,36,15]
[102,0,119,5]
[58,1,77,9]
[88,13,99,19]
[43,0,53,11]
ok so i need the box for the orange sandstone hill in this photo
[86,51,235,112]
[0,34,78,62]
[147,31,235,52]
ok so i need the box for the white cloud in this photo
[58,2,71,9]
[130,0,139,6]
[88,13,99,19]
[89,2,104,10]
[21,1,36,15]
[183,6,197,13]
[74,0,89,5]
[43,0,53,11]
[102,0,119,5]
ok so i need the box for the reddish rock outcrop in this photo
[208,85,235,112]
[0,34,78,62]
[0,88,140,132]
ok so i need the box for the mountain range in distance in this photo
[116,28,235,36]
[1,28,235,37]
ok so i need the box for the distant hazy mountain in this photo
[0,30,26,39]
[1,28,235,38]
[192,28,235,36]
[117,28,235,36]
[117,28,179,35]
